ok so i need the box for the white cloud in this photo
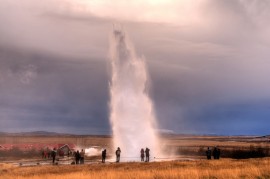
[70,0,202,25]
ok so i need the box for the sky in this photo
[0,0,270,135]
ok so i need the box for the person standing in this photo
[80,149,85,164]
[145,147,150,162]
[140,148,145,162]
[217,147,221,159]
[51,148,57,164]
[75,150,80,164]
[206,147,211,160]
[102,149,107,163]
[115,147,121,163]
[213,147,218,159]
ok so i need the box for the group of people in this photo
[47,146,220,165]
[45,148,81,164]
[140,147,150,162]
[48,147,153,164]
[41,148,57,164]
[206,147,221,160]
[101,147,151,163]
[74,149,85,164]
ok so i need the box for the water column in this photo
[109,29,160,161]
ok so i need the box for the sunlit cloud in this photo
[66,0,202,25]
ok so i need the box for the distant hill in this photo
[0,131,111,137]
[0,131,73,136]
[0,131,269,138]
[0,131,7,135]
[19,131,63,136]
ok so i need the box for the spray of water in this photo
[85,147,102,157]
[109,28,161,161]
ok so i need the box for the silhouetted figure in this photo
[75,150,81,164]
[206,147,211,160]
[80,149,85,164]
[102,149,107,163]
[145,147,150,162]
[115,147,121,163]
[217,148,220,159]
[51,148,57,164]
[140,148,145,162]
[213,147,217,159]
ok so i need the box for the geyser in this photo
[109,28,160,160]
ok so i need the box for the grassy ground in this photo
[1,135,269,178]
[1,158,270,179]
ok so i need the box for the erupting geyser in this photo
[109,28,160,160]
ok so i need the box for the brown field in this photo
[0,135,113,148]
[1,134,269,154]
[0,134,270,160]
[0,158,270,179]
[0,134,270,178]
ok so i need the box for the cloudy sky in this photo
[1,0,270,135]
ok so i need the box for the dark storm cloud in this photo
[137,0,270,135]
[181,101,270,135]
[0,0,270,135]
[148,40,270,135]
[0,46,110,134]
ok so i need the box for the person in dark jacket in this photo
[206,147,211,160]
[51,148,57,164]
[102,149,107,163]
[140,148,145,162]
[115,147,121,163]
[145,147,150,162]
[213,147,218,159]
[80,149,85,164]
[217,147,221,159]
[75,150,81,164]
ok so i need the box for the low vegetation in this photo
[194,145,270,159]
[0,147,40,159]
[1,158,270,179]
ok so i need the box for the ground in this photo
[0,158,270,179]
[0,134,269,178]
